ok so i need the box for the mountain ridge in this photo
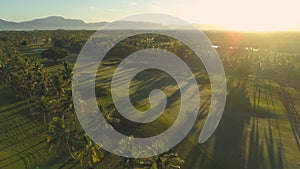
[0,16,227,31]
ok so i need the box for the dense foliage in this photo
[0,31,187,169]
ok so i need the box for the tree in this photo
[114,136,142,169]
[41,47,68,63]
[47,115,76,159]
[30,95,54,123]
[138,142,184,169]
[20,40,27,47]
[144,153,184,169]
[73,134,104,168]
[53,39,64,48]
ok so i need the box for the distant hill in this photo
[0,16,109,30]
[0,16,223,31]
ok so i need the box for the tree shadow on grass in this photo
[210,86,251,169]
[210,80,284,169]
[280,88,300,152]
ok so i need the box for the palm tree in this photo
[0,53,9,83]
[61,61,73,87]
[113,136,141,169]
[50,62,74,117]
[137,142,184,169]
[29,95,54,123]
[73,134,104,168]
[47,115,76,159]
[139,152,184,169]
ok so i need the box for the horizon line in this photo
[1,15,300,32]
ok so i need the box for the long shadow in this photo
[0,156,28,169]
[0,100,28,115]
[0,128,47,151]
[0,103,28,125]
[100,66,205,138]
[267,80,287,167]
[211,86,251,169]
[280,88,300,152]
[179,95,215,169]
[248,79,286,169]
[197,96,211,120]
[247,79,286,169]
[0,142,47,169]
[264,121,284,169]
[109,80,198,137]
[0,86,51,169]
[183,78,286,169]
[264,81,285,169]
[0,120,45,143]
[251,80,278,119]
[247,117,263,169]
[0,120,31,133]
[0,140,45,162]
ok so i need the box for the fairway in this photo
[1,58,300,169]
[0,29,300,169]
[94,59,300,169]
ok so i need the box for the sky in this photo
[1,0,300,31]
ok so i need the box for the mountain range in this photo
[0,16,225,31]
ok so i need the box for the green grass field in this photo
[1,54,300,169]
[1,34,300,168]
[0,85,67,169]
[94,59,300,169]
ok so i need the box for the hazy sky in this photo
[1,0,299,31]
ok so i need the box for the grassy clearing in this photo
[1,57,299,168]
[178,77,300,169]
[4,46,298,168]
[94,60,300,169]
[19,47,47,58]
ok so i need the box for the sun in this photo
[172,0,300,31]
